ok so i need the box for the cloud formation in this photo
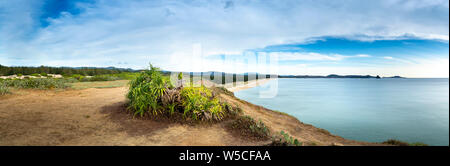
[0,0,448,77]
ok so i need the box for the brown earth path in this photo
[0,85,380,146]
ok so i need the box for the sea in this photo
[235,78,449,145]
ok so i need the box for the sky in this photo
[0,0,449,77]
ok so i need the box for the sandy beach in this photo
[224,78,275,92]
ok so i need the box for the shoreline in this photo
[224,78,275,92]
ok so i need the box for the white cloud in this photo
[0,0,448,77]
[383,56,415,64]
[356,54,371,58]
[270,52,371,61]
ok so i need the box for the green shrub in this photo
[113,72,139,80]
[87,75,120,82]
[409,142,428,146]
[126,64,233,122]
[62,77,79,83]
[382,139,428,146]
[40,72,48,76]
[180,86,232,121]
[69,74,122,82]
[127,65,173,116]
[71,74,84,80]
[269,131,302,146]
[229,115,271,140]
[215,87,234,96]
[0,78,68,89]
[30,73,40,77]
[0,83,10,95]
[222,102,242,117]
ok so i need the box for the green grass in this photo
[68,80,129,89]
[0,78,68,89]
[65,72,139,82]
[382,139,428,146]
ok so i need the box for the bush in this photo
[127,65,173,116]
[268,131,302,146]
[113,72,139,80]
[214,87,234,96]
[62,77,79,83]
[71,74,85,80]
[228,115,271,140]
[180,86,227,121]
[87,75,120,81]
[40,72,48,76]
[0,78,68,89]
[70,74,121,82]
[30,73,40,77]
[382,139,428,146]
[0,83,10,95]
[126,64,233,122]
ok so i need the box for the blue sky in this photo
[0,0,449,77]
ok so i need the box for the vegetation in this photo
[215,86,234,96]
[0,64,134,76]
[0,83,10,95]
[65,72,138,82]
[228,115,271,140]
[82,75,120,82]
[382,139,428,146]
[269,131,302,146]
[127,65,174,117]
[0,78,69,90]
[126,65,238,122]
[69,80,129,89]
[0,70,139,93]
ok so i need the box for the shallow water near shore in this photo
[235,78,449,145]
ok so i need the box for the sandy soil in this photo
[0,88,267,145]
[0,83,380,146]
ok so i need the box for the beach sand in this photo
[224,78,275,92]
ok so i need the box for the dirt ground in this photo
[0,83,380,146]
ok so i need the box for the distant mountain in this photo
[71,66,137,72]
[383,76,404,78]
[277,74,404,79]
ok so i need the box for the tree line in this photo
[0,64,135,76]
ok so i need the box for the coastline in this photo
[220,78,385,145]
[1,79,380,146]
[224,78,275,92]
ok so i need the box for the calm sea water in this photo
[235,78,449,145]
